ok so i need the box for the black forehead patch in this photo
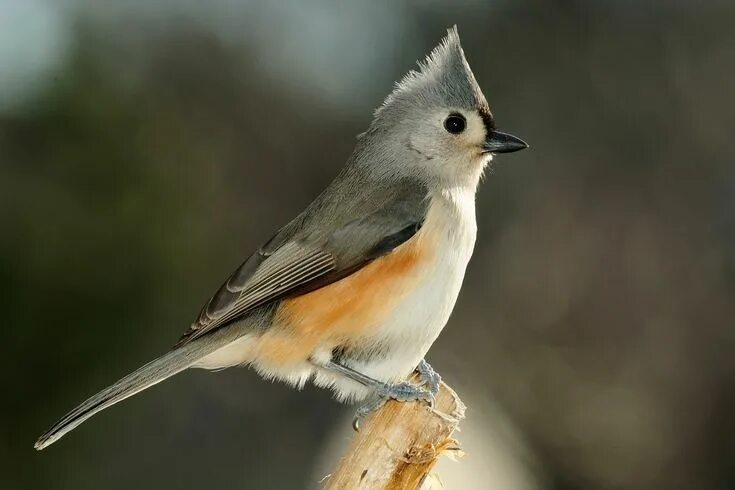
[479,108,495,132]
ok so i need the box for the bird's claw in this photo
[416,359,441,396]
[352,380,435,431]
[375,380,435,405]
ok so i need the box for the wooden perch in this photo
[324,377,466,489]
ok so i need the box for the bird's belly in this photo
[338,236,473,381]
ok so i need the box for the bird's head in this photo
[359,26,527,189]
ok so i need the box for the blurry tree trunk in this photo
[324,377,465,489]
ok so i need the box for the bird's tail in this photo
[34,335,225,451]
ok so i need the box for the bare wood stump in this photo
[324,377,466,489]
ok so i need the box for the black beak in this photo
[483,130,529,154]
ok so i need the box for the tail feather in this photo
[35,338,220,450]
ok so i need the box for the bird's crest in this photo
[375,26,490,119]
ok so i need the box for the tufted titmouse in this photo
[35,26,527,450]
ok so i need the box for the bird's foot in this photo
[376,380,436,406]
[416,359,441,396]
[352,381,435,431]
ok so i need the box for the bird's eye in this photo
[444,113,466,134]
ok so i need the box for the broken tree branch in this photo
[324,377,466,489]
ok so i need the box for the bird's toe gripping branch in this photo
[416,359,442,397]
[353,381,435,431]
[316,358,439,430]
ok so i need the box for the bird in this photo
[34,26,527,451]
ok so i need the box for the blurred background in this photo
[2,1,734,489]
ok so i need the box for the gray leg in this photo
[323,360,435,404]
[318,360,435,429]
[416,359,441,396]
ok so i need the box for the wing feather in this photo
[177,176,430,347]
[177,245,335,345]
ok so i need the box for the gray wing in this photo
[177,175,428,346]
